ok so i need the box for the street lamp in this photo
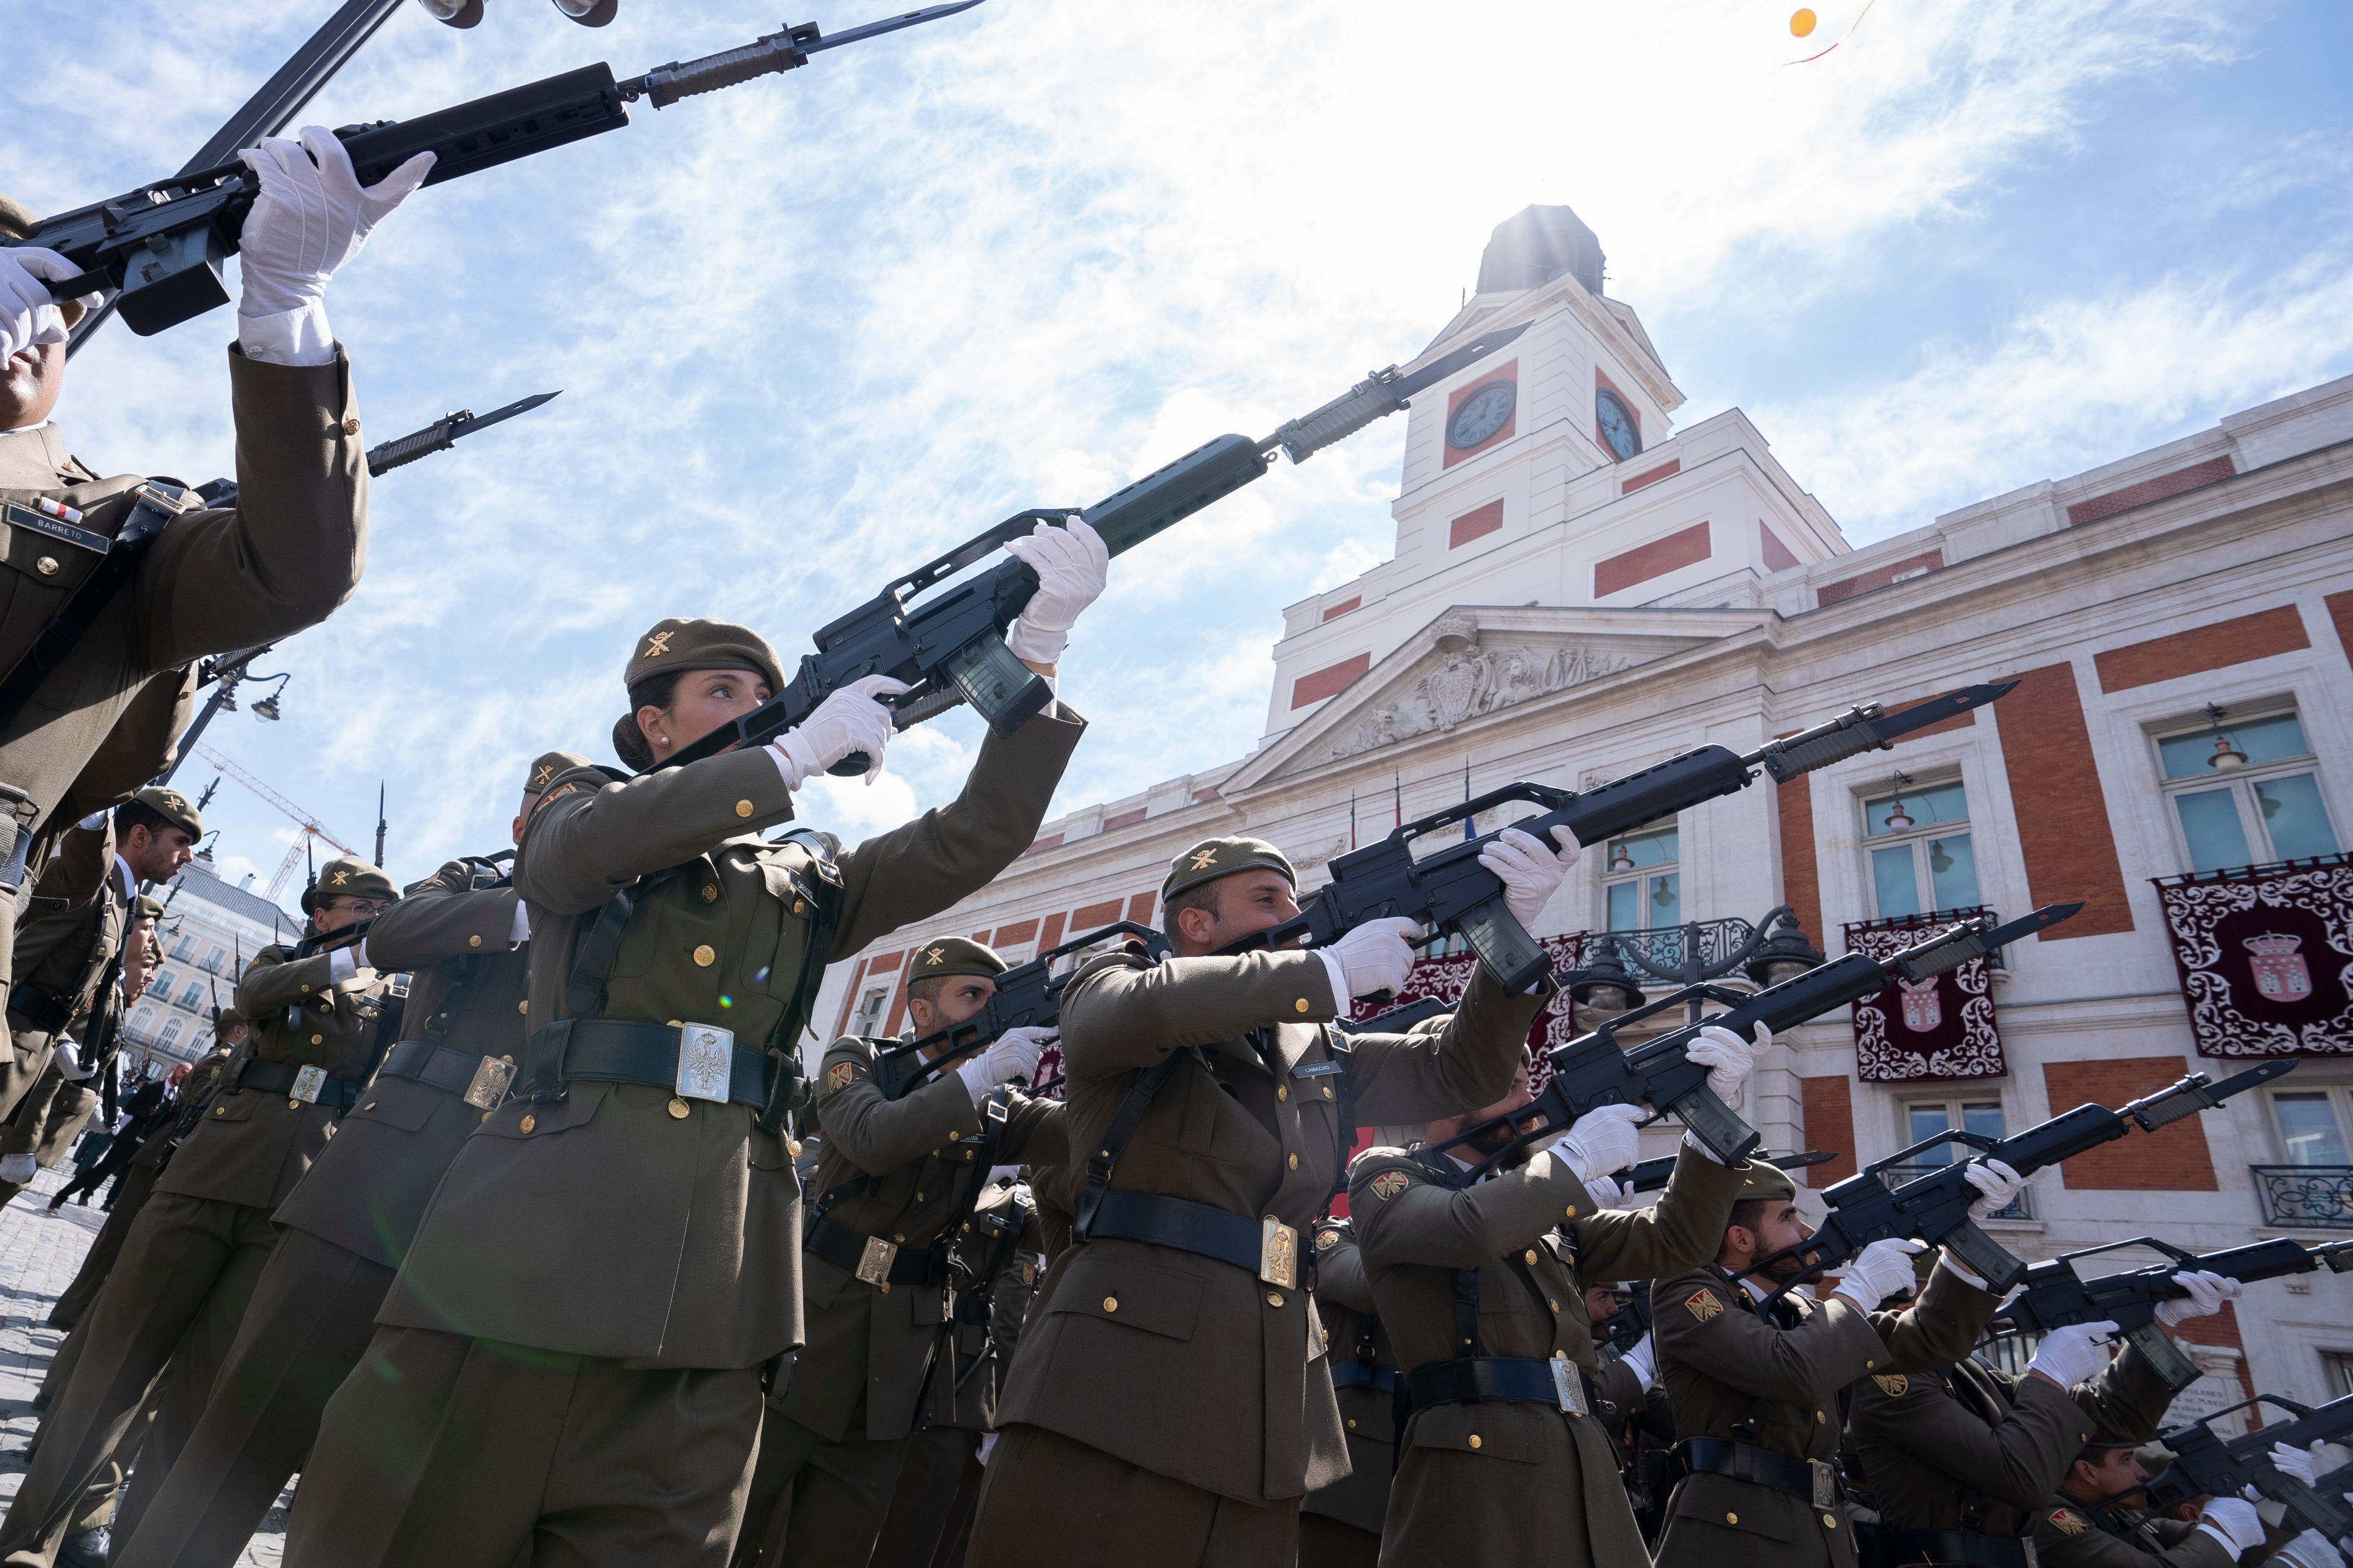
[1581,903,1825,1024]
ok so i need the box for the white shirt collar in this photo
[113,854,136,904]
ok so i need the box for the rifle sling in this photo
[0,483,192,737]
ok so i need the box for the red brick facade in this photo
[1760,521,1800,573]
[1620,459,1680,495]
[1448,499,1505,549]
[1292,652,1371,709]
[2042,1055,2218,1190]
[1992,664,2135,938]
[2065,456,2236,527]
[1594,521,1710,599]
[1817,550,1943,607]
[1320,596,1361,622]
[2092,605,2311,692]
[1799,1076,1858,1185]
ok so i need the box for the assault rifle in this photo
[1593,1281,1652,1357]
[1614,1148,1832,1193]
[1422,905,2080,1172]
[657,323,1532,778]
[2138,1395,2353,1544]
[1990,1237,2353,1391]
[19,4,983,336]
[874,922,1167,1100]
[1339,996,1453,1036]
[1214,683,2015,995]
[1743,1059,2297,1297]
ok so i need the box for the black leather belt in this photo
[1082,1190,1265,1276]
[1331,1359,1398,1393]
[377,1039,510,1103]
[534,1018,778,1107]
[233,1060,366,1112]
[7,984,72,1036]
[1406,1356,1564,1409]
[1879,1528,2037,1568]
[804,1212,947,1288]
[1674,1437,1844,1509]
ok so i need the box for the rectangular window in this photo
[201,946,227,974]
[2273,1091,2349,1166]
[178,981,204,1010]
[158,1018,183,1049]
[855,985,890,1031]
[1896,1101,2025,1217]
[171,936,196,961]
[1602,828,1679,932]
[2326,1353,2353,1399]
[1861,779,1980,919]
[2154,706,2339,872]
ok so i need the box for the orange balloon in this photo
[1790,7,1818,35]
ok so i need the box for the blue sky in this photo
[8,0,2351,902]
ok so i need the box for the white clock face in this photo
[1596,389,1642,461]
[1446,380,1517,450]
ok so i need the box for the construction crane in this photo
[191,743,355,903]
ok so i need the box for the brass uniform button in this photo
[1103,1297,1118,1312]
[668,1098,690,1118]
[469,934,482,948]
[1864,1359,1876,1369]
[214,1106,225,1115]
[1321,1083,1333,1098]
[1550,1298,1560,1312]
[34,557,57,576]
[1294,998,1309,1013]
[518,1000,528,1013]
[1565,1205,1578,1219]
[341,415,360,436]
[520,1115,536,1133]
[915,1192,924,1203]
[288,1099,300,1110]
[1287,1153,1298,1170]
[502,1055,514,1063]
[948,1131,960,1141]
[1468,1435,1482,1450]
[1524,1249,1539,1265]
[702,885,718,903]
[1346,1418,1357,1430]
[1824,1516,1838,1530]
[893,1233,906,1244]
[1266,1292,1284,1307]
[1276,1086,1288,1102]
[1816,1410,1826,1424]
[788,1140,802,1157]
[481,1112,491,1121]
[310,1034,324,1045]
[693,945,716,967]
[1725,1513,1739,1525]
[364,1102,376,1112]
[735,799,755,818]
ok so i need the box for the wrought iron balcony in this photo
[2250,1166,2353,1231]
[1875,1163,2032,1220]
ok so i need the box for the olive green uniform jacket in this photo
[271,859,527,1266]
[1652,1260,2001,1568]
[381,704,1084,1369]
[1352,1142,1744,1566]
[1850,1340,2184,1544]
[1,823,126,1106]
[165,942,394,1209]
[994,951,1543,1507]
[2030,1505,2235,1568]
[788,1040,1066,1444]
[0,349,368,1020]
[1300,1216,1395,1540]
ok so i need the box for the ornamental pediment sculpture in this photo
[1322,640,1640,761]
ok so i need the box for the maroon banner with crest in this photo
[1842,909,2006,1082]
[2153,855,2353,1058]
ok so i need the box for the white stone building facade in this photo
[808,206,2353,1419]
[124,852,300,1070]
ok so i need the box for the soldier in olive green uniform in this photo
[288,587,1096,1564]
[970,827,1578,1567]
[1347,1031,1755,1568]
[1651,1162,2015,1568]
[869,1169,1046,1568]
[2029,1433,2256,1568]
[1299,1216,1396,1568]
[0,141,428,1073]
[737,936,1068,1567]
[1850,1270,2243,1568]
[112,756,581,1568]
[0,858,400,1566]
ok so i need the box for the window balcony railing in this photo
[2250,1166,2353,1231]
[1875,1163,2032,1220]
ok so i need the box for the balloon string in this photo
[1789,0,1876,63]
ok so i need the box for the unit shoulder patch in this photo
[1872,1374,1908,1397]
[825,1061,856,1093]
[2048,1509,2087,1536]
[1315,1226,1342,1251]
[1367,1170,1411,1202]
[1684,1288,1725,1323]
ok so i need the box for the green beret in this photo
[132,894,167,922]
[524,750,592,798]
[624,618,783,696]
[131,785,201,837]
[1162,836,1296,902]
[214,1005,246,1031]
[301,855,399,914]
[908,937,1006,984]
[1735,1161,1796,1203]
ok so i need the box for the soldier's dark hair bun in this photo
[613,669,684,772]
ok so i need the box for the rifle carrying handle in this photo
[1663,1085,1761,1166]
[1943,1218,2029,1296]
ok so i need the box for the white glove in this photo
[236,128,435,318]
[1477,825,1580,932]
[957,1026,1051,1102]
[2196,1496,2265,1556]
[1550,1103,1646,1187]
[2155,1268,2242,1327]
[772,675,914,787]
[51,1039,92,1081]
[1620,1332,1658,1392]
[976,1431,998,1466]
[1003,517,1108,667]
[1685,1021,1769,1107]
[1,246,101,363]
[1830,1237,1927,1314]
[1582,1173,1624,1208]
[1317,917,1423,1002]
[2271,1528,2349,1568]
[2269,1441,2324,1489]
[2024,1320,2118,1389]
[0,1153,35,1184]
[1963,1158,2029,1223]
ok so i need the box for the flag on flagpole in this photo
[1463,758,1476,840]
[1349,790,1357,851]
[1393,771,1403,829]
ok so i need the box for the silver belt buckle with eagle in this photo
[1259,1216,1298,1289]
[676,1023,734,1104]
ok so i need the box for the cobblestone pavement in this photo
[0,1166,290,1567]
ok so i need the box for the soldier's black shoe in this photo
[58,1527,107,1567]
